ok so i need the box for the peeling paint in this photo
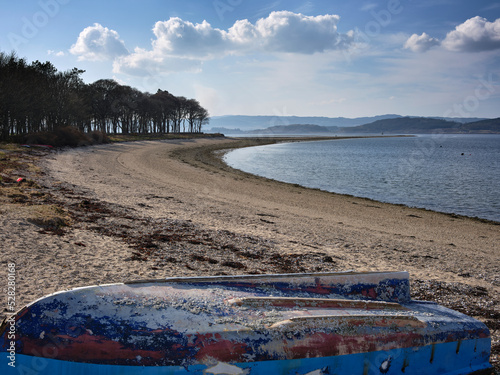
[379,356,392,373]
[0,271,492,374]
[304,368,329,375]
[204,362,248,374]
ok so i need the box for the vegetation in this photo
[460,118,500,133]
[341,117,500,134]
[247,124,333,134]
[211,118,500,135]
[0,51,209,143]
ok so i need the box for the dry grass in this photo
[0,143,24,152]
[0,144,70,230]
[26,204,72,228]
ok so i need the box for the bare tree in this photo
[0,51,210,141]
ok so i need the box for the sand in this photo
[1,137,499,367]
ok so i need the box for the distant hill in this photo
[207,115,488,133]
[343,117,500,134]
[343,117,459,133]
[206,116,499,135]
[208,114,403,131]
[460,118,500,133]
[248,124,337,134]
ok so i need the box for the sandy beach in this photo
[1,137,499,367]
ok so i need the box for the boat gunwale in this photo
[123,270,409,285]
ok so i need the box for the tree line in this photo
[0,51,209,141]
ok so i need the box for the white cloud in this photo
[70,23,129,61]
[404,17,500,54]
[47,50,65,57]
[442,16,500,52]
[113,11,354,76]
[152,11,352,55]
[251,11,353,53]
[150,18,227,59]
[113,47,202,76]
[404,32,440,53]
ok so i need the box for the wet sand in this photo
[1,137,499,367]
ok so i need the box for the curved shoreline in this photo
[173,136,499,225]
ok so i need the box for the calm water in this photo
[224,135,500,222]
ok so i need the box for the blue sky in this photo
[1,0,500,118]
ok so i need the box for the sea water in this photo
[224,134,500,222]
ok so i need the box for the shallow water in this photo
[224,134,500,222]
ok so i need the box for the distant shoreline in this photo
[208,115,500,135]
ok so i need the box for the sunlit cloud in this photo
[70,23,129,61]
[110,11,355,76]
[442,16,500,52]
[404,17,500,54]
[404,32,440,53]
[47,50,66,57]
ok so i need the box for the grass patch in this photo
[26,163,41,173]
[0,144,69,231]
[0,144,24,152]
[26,205,72,229]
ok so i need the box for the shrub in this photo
[89,130,111,144]
[23,127,110,147]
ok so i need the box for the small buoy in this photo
[16,177,26,183]
[461,153,464,155]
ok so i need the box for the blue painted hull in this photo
[0,272,492,374]
[7,339,492,375]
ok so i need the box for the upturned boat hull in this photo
[0,272,492,374]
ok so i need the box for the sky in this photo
[1,0,500,119]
